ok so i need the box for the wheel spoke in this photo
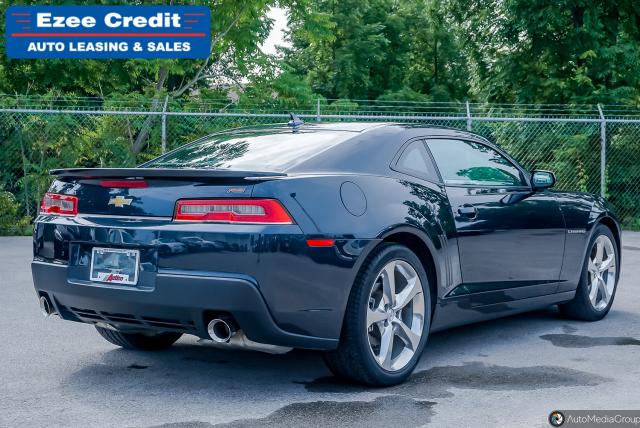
[595,239,604,265]
[367,305,387,328]
[395,263,412,283]
[589,278,599,306]
[599,256,615,272]
[394,277,421,310]
[394,319,420,351]
[377,325,395,369]
[588,258,598,275]
[381,262,396,306]
[598,277,610,302]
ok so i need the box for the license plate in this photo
[90,247,140,285]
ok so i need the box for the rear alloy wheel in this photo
[560,224,619,321]
[367,260,425,371]
[323,244,431,386]
[96,326,182,351]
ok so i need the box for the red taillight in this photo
[174,199,294,224]
[40,193,78,216]
[100,180,148,188]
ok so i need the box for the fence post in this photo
[316,98,321,122]
[161,95,169,154]
[466,101,472,131]
[597,104,606,197]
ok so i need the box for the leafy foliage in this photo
[0,187,31,236]
[283,0,471,101]
[451,0,640,104]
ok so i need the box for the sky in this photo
[260,7,291,56]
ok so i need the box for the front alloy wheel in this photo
[586,234,617,311]
[560,224,619,321]
[323,243,431,386]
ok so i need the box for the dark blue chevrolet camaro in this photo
[32,122,621,385]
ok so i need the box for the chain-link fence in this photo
[1,95,639,234]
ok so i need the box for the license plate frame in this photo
[90,247,140,286]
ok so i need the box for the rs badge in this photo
[108,196,133,208]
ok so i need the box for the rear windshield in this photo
[145,130,354,172]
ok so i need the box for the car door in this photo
[425,138,565,299]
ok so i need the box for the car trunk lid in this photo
[49,168,285,218]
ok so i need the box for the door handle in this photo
[457,204,478,219]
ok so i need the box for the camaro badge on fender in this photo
[567,229,586,234]
[108,196,133,208]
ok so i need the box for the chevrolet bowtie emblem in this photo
[108,196,133,208]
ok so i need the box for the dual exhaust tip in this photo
[40,298,237,344]
[39,296,237,344]
[38,300,282,353]
[39,298,236,343]
[39,301,273,352]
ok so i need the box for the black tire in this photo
[323,243,431,386]
[559,224,620,321]
[95,326,182,350]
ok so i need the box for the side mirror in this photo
[531,170,556,190]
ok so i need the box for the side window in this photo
[394,140,437,181]
[426,139,525,187]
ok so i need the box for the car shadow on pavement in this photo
[65,342,330,396]
[63,305,617,395]
[59,305,633,427]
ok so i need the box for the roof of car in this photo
[291,122,390,132]
[146,122,493,176]
[276,122,492,175]
[216,122,390,135]
[220,121,485,138]
[221,121,458,132]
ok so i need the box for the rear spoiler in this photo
[50,168,287,180]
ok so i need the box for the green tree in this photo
[285,0,389,99]
[0,187,30,235]
[452,0,640,104]
[284,0,470,101]
[0,0,279,156]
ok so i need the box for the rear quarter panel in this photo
[252,174,458,329]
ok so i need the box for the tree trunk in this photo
[131,66,169,156]
[129,7,244,156]
[434,37,439,85]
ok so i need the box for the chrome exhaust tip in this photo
[39,295,55,317]
[207,318,236,343]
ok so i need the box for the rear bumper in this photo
[32,261,338,350]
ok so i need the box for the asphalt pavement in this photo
[1,234,639,427]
